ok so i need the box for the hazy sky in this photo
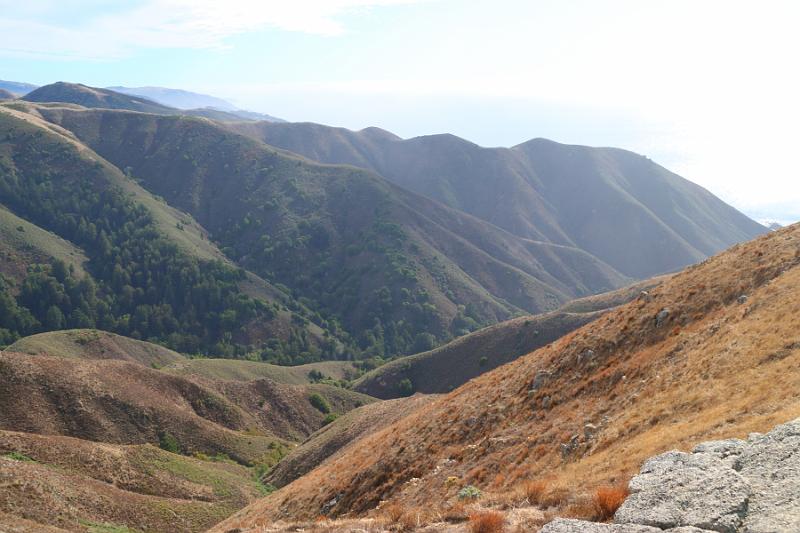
[1,0,798,223]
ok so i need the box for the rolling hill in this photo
[23,82,176,114]
[0,329,377,531]
[0,430,265,532]
[0,89,15,100]
[229,121,766,279]
[0,350,373,459]
[212,222,800,530]
[22,81,283,122]
[162,358,359,385]
[33,103,631,358]
[8,329,185,367]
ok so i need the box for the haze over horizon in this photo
[2,0,798,224]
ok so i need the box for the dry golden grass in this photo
[592,485,629,521]
[211,225,800,532]
[379,503,403,523]
[520,480,549,506]
[468,510,505,533]
[441,501,470,522]
[397,507,431,531]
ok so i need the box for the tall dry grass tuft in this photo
[468,510,506,533]
[398,506,431,531]
[592,485,630,521]
[521,479,548,505]
[381,503,405,523]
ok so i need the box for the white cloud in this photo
[0,0,428,59]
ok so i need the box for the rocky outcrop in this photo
[542,418,800,533]
[541,520,710,532]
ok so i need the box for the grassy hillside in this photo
[354,312,601,399]
[0,204,88,284]
[0,431,264,532]
[0,88,15,100]
[0,104,343,359]
[38,106,630,359]
[162,358,359,384]
[8,329,185,367]
[212,223,800,530]
[231,122,766,278]
[0,351,373,461]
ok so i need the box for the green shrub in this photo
[458,485,482,500]
[398,378,414,397]
[479,356,489,367]
[309,393,331,414]
[158,431,181,454]
[3,451,35,462]
[322,413,339,425]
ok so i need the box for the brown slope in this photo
[0,431,263,532]
[228,122,766,278]
[162,358,359,384]
[211,223,800,530]
[265,395,437,488]
[0,352,371,464]
[354,276,667,399]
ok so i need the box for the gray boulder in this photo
[541,418,800,533]
[735,420,800,532]
[540,518,712,532]
[615,451,750,532]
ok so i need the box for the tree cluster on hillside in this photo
[0,124,270,354]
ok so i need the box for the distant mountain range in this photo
[228,121,766,279]
[109,85,285,122]
[0,81,766,361]
[0,78,284,121]
[0,79,38,95]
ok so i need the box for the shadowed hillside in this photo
[355,277,667,399]
[212,223,800,530]
[229,121,766,278]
